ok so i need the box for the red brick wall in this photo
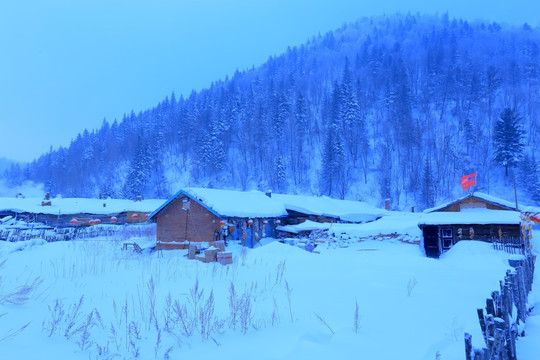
[156,196,220,244]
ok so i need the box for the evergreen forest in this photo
[3,13,540,209]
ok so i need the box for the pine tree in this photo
[273,156,286,192]
[378,146,392,203]
[123,135,151,199]
[321,121,345,196]
[519,154,540,204]
[421,157,435,209]
[493,108,525,176]
[199,122,225,176]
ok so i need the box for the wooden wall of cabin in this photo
[125,211,150,223]
[422,223,521,258]
[156,196,220,247]
[438,198,509,212]
[451,224,520,243]
[33,213,125,227]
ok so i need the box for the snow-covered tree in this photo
[123,135,151,199]
[421,157,435,209]
[493,108,525,176]
[519,154,540,204]
[273,156,286,192]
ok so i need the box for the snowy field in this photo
[0,216,538,360]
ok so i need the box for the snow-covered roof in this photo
[276,220,332,234]
[418,210,521,226]
[424,192,517,213]
[150,188,386,221]
[333,212,423,237]
[522,205,540,214]
[150,188,289,219]
[271,193,387,221]
[0,197,165,215]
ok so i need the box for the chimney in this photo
[265,190,272,198]
[384,199,390,211]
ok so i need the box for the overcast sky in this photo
[0,0,539,163]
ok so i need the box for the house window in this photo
[440,227,453,250]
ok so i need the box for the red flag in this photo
[461,172,477,190]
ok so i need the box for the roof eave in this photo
[148,189,224,220]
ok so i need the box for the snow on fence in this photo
[465,253,536,360]
[0,224,156,243]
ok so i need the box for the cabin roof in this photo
[276,220,332,234]
[149,188,289,219]
[423,192,517,213]
[418,210,521,226]
[271,193,387,221]
[0,197,165,215]
[522,205,540,214]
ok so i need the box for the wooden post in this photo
[486,298,496,316]
[477,309,487,340]
[465,333,473,360]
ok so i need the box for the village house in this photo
[149,188,389,249]
[149,188,289,250]
[418,192,523,258]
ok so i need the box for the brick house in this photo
[149,188,288,250]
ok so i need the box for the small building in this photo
[0,197,164,227]
[418,192,522,258]
[149,188,289,250]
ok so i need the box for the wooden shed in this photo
[149,188,289,250]
[418,192,522,258]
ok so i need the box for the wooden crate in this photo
[188,243,198,259]
[209,240,226,252]
[217,252,233,265]
[196,248,219,263]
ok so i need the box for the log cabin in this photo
[418,192,523,258]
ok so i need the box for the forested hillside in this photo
[3,13,540,209]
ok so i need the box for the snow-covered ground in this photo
[0,214,538,360]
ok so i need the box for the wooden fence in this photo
[492,236,527,255]
[0,224,156,243]
[465,253,536,360]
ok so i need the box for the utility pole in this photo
[513,177,519,211]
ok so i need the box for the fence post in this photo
[465,333,473,360]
